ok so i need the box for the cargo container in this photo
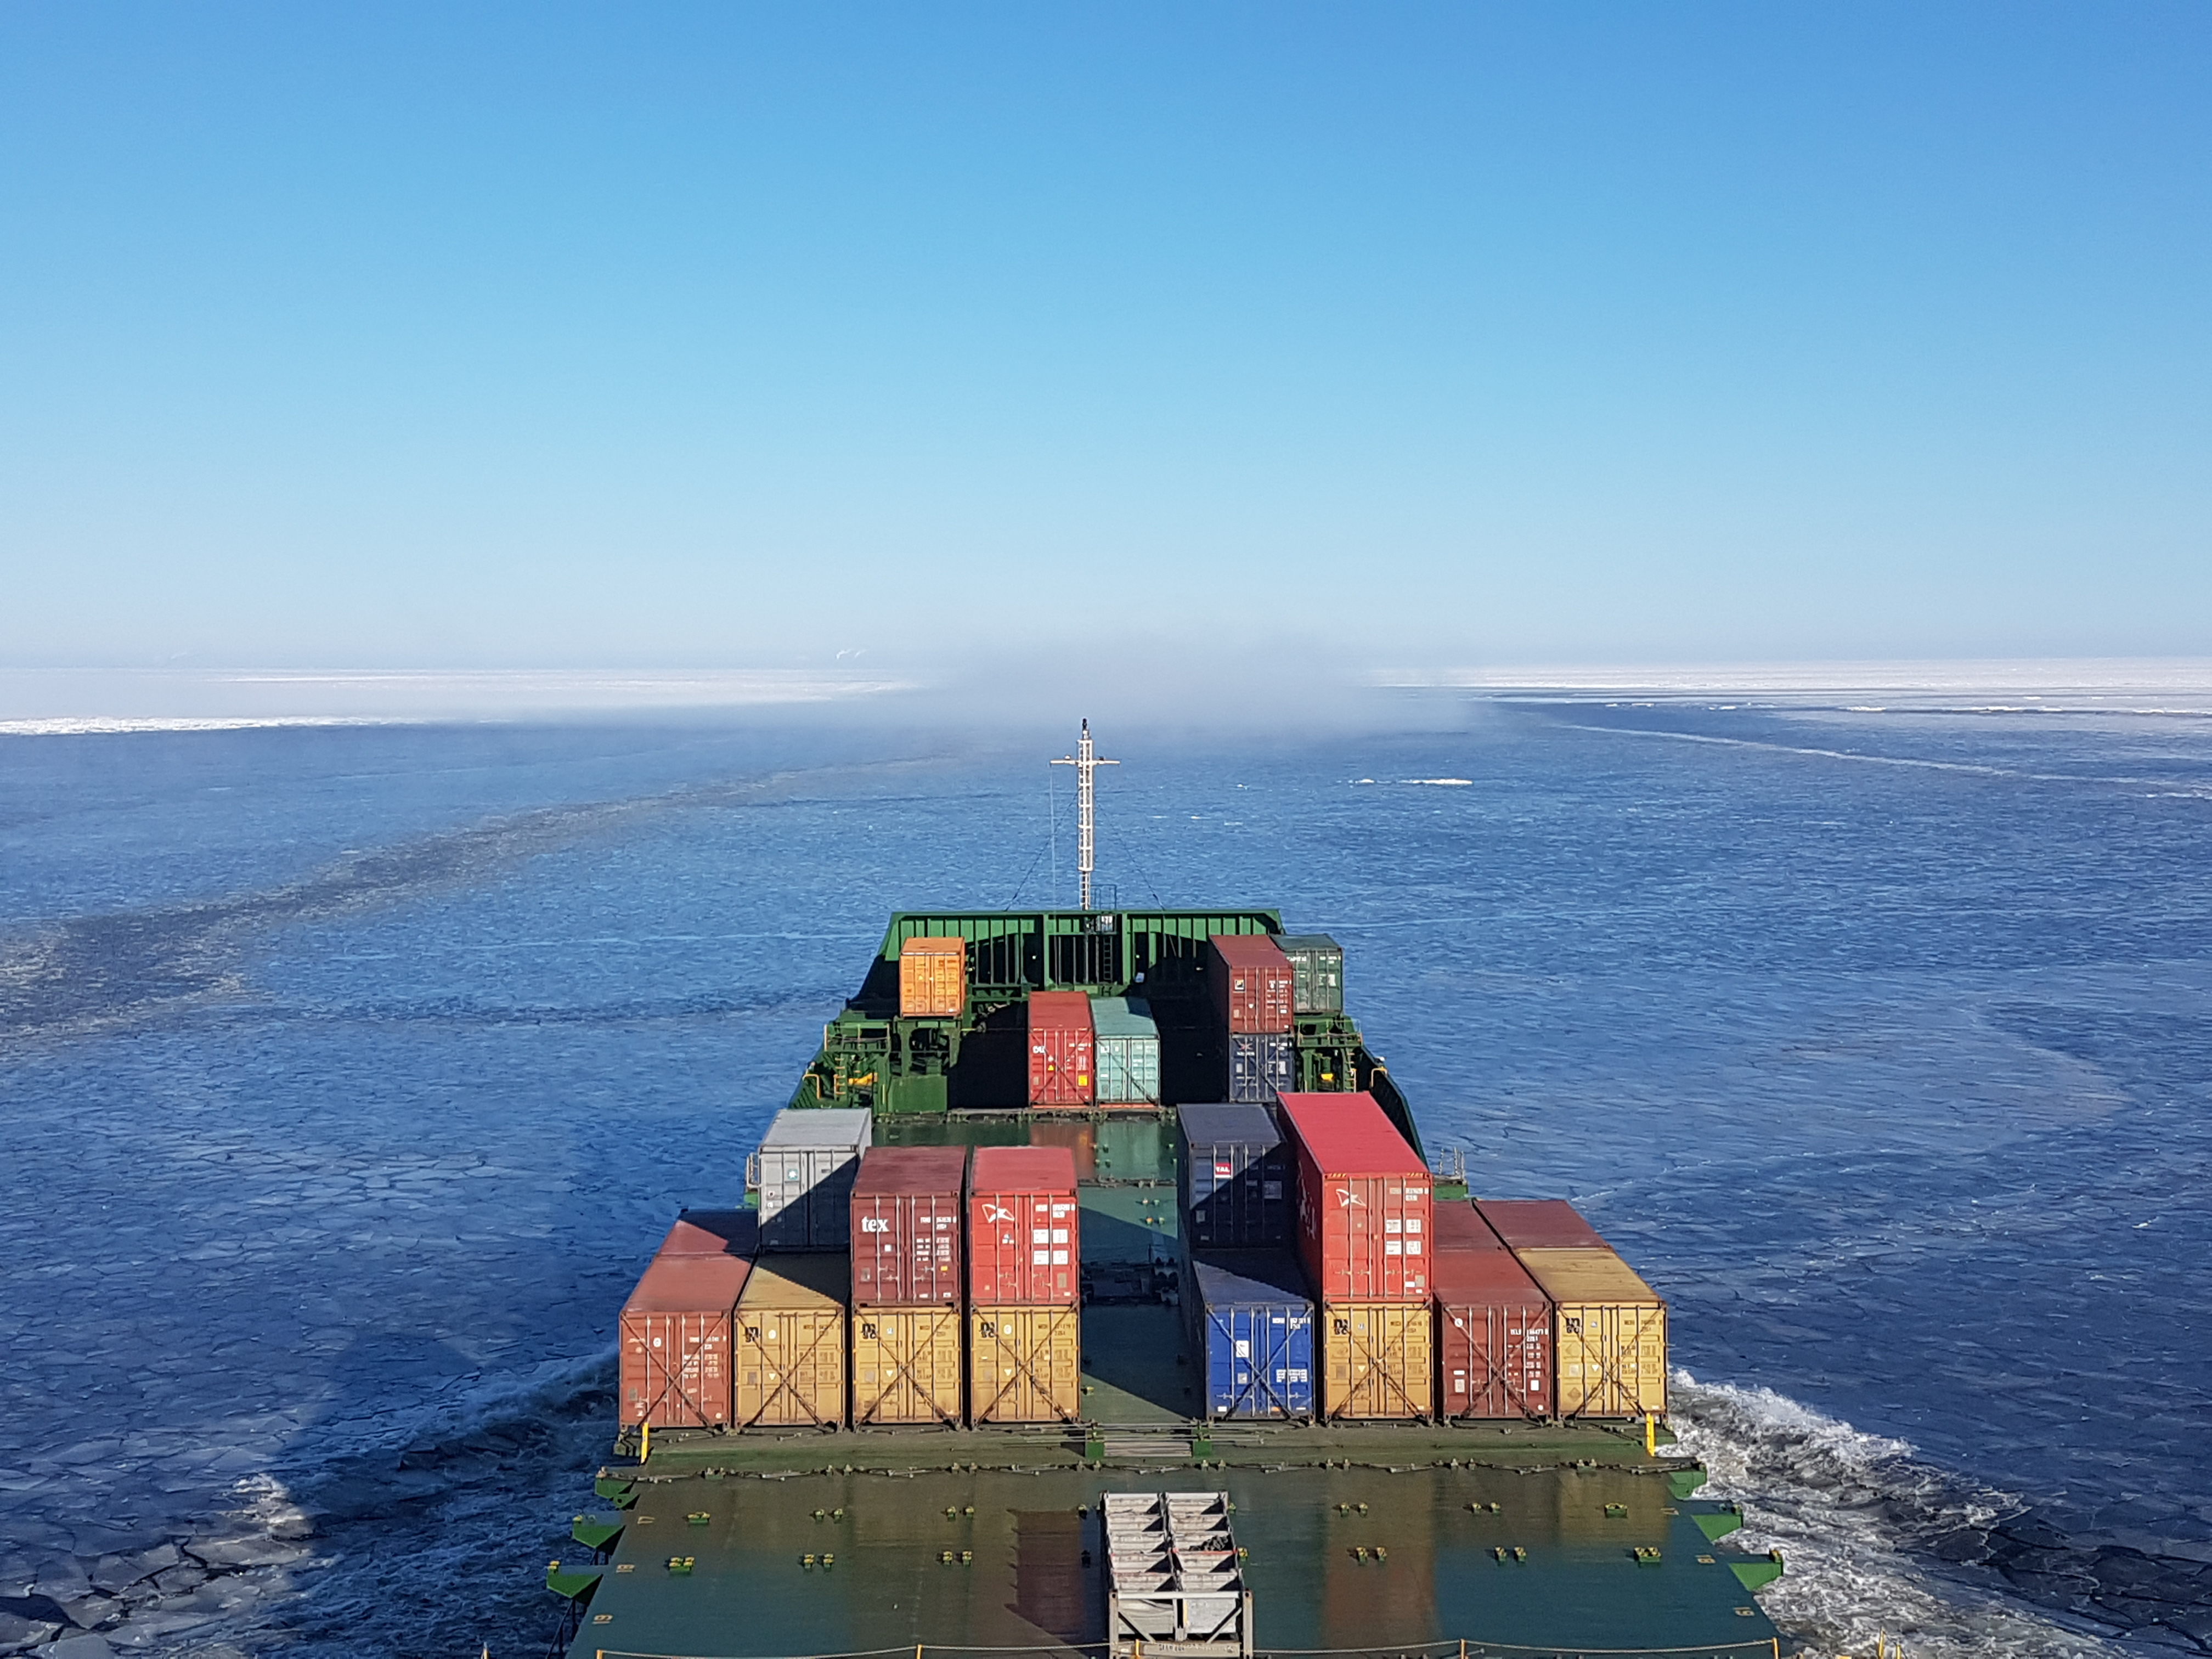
[619,1253,749,1429]
[850,1145,967,1307]
[969,1304,1082,1423]
[1433,1246,1553,1420]
[654,1207,757,1259]
[1090,996,1162,1106]
[1473,1198,1610,1251]
[1222,1031,1295,1104]
[1274,934,1345,1015]
[1513,1248,1667,1419]
[1189,1252,1315,1418]
[1279,1093,1431,1302]
[1177,1103,1289,1249]
[1026,990,1096,1108]
[1207,934,1294,1034]
[850,1304,963,1426]
[1429,1200,1499,1255]
[1319,1301,1432,1420]
[754,1108,872,1251]
[898,935,968,1018]
[969,1145,1080,1305]
[732,1252,849,1428]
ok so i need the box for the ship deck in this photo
[564,1160,1783,1659]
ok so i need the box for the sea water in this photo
[1,698,2208,1658]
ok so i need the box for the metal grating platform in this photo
[1103,1492,1253,1658]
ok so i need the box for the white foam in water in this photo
[1670,1372,2131,1659]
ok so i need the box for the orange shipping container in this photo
[619,1254,749,1429]
[1319,1301,1431,1420]
[899,936,967,1018]
[969,1305,1082,1423]
[733,1254,849,1429]
[851,1305,964,1426]
[1512,1247,1668,1419]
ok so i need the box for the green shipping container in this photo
[1276,935,1345,1015]
[1089,996,1161,1105]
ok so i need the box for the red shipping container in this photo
[1474,1199,1610,1251]
[1430,1201,1498,1255]
[655,1209,757,1259]
[1434,1246,1554,1420]
[619,1253,750,1428]
[1026,991,1096,1107]
[850,1146,968,1307]
[1208,934,1295,1034]
[1280,1092,1431,1302]
[968,1145,1080,1305]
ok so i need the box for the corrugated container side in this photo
[1319,1301,1433,1420]
[898,935,967,1018]
[1222,1031,1295,1103]
[1280,1093,1431,1302]
[969,1305,1081,1423]
[1177,1103,1290,1249]
[1090,996,1161,1106]
[1190,1253,1315,1419]
[619,1254,750,1429]
[850,1305,964,1426]
[1513,1247,1667,1419]
[1474,1198,1610,1251]
[1432,1247,1554,1421]
[1274,933,1345,1015]
[655,1209,758,1259]
[732,1254,849,1429]
[968,1145,1081,1305]
[1025,990,1096,1107]
[755,1108,873,1251]
[849,1146,968,1307]
[1207,933,1295,1034]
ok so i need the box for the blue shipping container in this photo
[1224,1032,1294,1103]
[1190,1253,1316,1419]
[1178,1103,1290,1249]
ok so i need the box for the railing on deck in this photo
[588,1640,1784,1659]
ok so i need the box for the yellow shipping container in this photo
[851,1305,963,1426]
[969,1305,1081,1423]
[1513,1248,1668,1419]
[898,936,967,1018]
[733,1253,849,1429]
[1320,1302,1432,1420]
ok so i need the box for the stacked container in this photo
[1026,991,1096,1108]
[732,1250,849,1428]
[1430,1202,1553,1421]
[654,1207,757,1259]
[848,1146,968,1426]
[1207,934,1295,1103]
[1274,934,1345,1015]
[1177,1103,1290,1249]
[620,1251,750,1430]
[898,935,967,1018]
[1188,1251,1315,1419]
[1090,996,1162,1106]
[1476,1199,1668,1420]
[967,1145,1081,1422]
[754,1108,872,1251]
[1279,1092,1433,1420]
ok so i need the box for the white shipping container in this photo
[751,1108,872,1251]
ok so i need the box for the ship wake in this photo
[1671,1372,2209,1658]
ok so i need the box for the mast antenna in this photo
[1050,719,1119,911]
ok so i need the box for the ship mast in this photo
[1050,719,1119,911]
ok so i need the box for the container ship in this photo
[546,726,1788,1659]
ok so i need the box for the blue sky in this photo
[4,3,2208,672]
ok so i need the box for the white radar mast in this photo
[1051,719,1119,911]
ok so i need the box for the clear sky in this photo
[4,3,2208,674]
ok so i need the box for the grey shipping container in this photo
[1091,996,1162,1105]
[1222,1032,1294,1104]
[752,1108,872,1251]
[1178,1103,1290,1249]
[1274,934,1345,1015]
